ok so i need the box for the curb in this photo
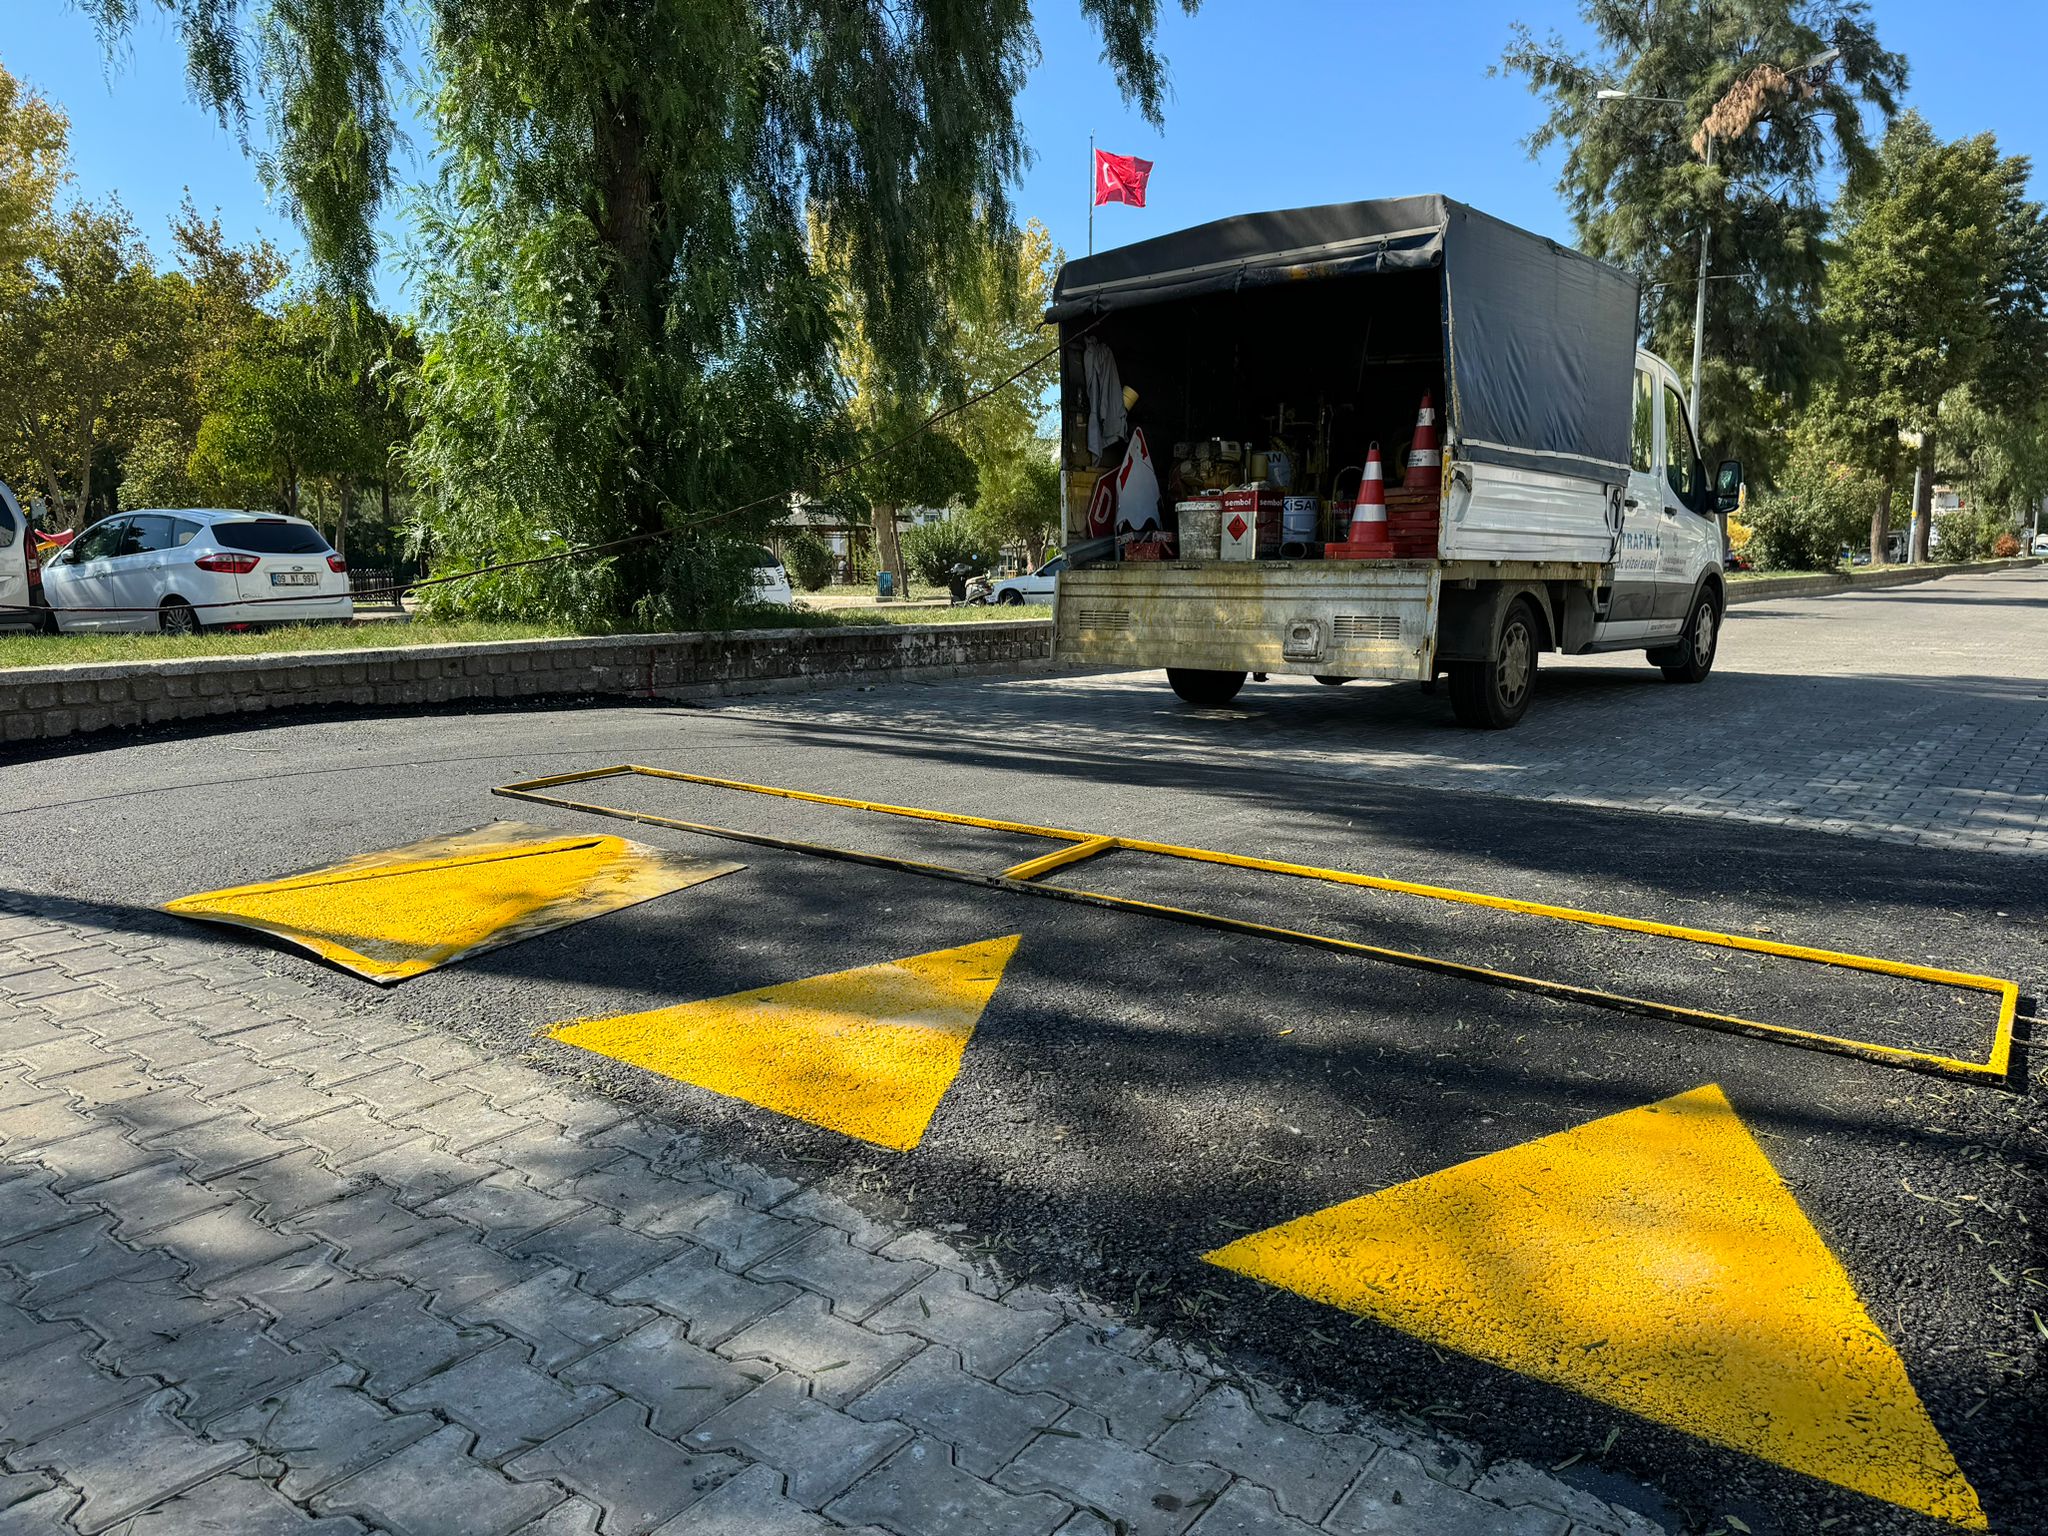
[1725,556,2041,606]
[0,621,1055,748]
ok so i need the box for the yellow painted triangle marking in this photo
[166,824,738,983]
[1204,1085,1985,1528]
[551,935,1021,1152]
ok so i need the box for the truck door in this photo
[1605,364,1666,630]
[1655,379,1715,624]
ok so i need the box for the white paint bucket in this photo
[1175,500,1224,560]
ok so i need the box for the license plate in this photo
[270,571,319,587]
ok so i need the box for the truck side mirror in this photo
[1715,459,1743,514]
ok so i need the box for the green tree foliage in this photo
[0,199,186,524]
[0,61,68,272]
[1501,0,1904,471]
[1940,391,2048,541]
[900,518,993,588]
[780,529,835,592]
[1822,114,2048,559]
[188,302,386,521]
[1743,420,1873,570]
[965,446,1061,568]
[87,1,1196,628]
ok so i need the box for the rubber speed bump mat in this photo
[166,822,741,984]
[1204,1084,1985,1527]
[549,935,1021,1152]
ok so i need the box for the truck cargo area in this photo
[1047,197,1660,711]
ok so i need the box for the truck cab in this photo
[1046,196,1736,728]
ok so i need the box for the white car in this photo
[746,545,794,606]
[990,554,1065,605]
[2032,534,2048,557]
[41,509,354,634]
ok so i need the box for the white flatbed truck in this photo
[1047,196,1742,728]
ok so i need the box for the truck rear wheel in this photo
[1448,597,1538,729]
[1167,668,1247,708]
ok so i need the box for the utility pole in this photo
[1689,133,1713,441]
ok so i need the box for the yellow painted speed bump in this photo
[1204,1085,1985,1527]
[550,935,1020,1152]
[166,822,740,985]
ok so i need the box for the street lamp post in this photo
[1688,132,1714,443]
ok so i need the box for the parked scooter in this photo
[949,563,993,605]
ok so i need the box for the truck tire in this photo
[1651,588,1720,683]
[1167,668,1246,707]
[1448,596,1538,729]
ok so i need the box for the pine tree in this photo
[1501,0,1904,472]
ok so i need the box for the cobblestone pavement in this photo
[0,897,1665,1536]
[730,567,2048,855]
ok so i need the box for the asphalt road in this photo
[3,574,2044,1536]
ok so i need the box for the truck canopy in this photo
[1048,194,1639,484]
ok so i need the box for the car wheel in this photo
[1448,597,1539,729]
[996,589,1023,606]
[1167,668,1247,707]
[158,599,202,636]
[1312,675,1350,686]
[1654,588,1721,684]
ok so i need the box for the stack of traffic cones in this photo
[1327,444,1394,560]
[1384,391,1443,558]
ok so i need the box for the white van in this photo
[1047,197,1738,728]
[0,482,43,632]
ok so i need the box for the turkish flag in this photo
[1094,150,1153,208]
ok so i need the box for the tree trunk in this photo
[593,85,673,612]
[1869,478,1892,565]
[69,406,94,529]
[1911,432,1936,563]
[337,479,354,561]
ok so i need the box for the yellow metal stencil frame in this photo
[494,766,2019,1084]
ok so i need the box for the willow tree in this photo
[1500,0,1903,472]
[80,0,1197,626]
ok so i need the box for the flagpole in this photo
[1088,132,1095,255]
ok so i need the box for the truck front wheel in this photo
[1448,597,1539,729]
[1650,588,1720,683]
[1167,668,1247,708]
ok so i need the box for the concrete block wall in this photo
[0,622,1055,746]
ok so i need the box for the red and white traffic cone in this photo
[1404,391,1441,490]
[1336,443,1394,559]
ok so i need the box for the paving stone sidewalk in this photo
[0,899,1665,1536]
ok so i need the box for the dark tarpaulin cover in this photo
[1049,195,1640,485]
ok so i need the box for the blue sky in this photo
[11,0,2048,308]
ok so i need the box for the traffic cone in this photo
[1404,391,1441,489]
[1337,443,1394,559]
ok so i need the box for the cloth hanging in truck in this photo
[1113,429,1162,533]
[1083,337,1127,460]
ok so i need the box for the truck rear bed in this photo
[1055,562,1440,681]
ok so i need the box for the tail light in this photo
[327,554,348,574]
[195,552,260,574]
